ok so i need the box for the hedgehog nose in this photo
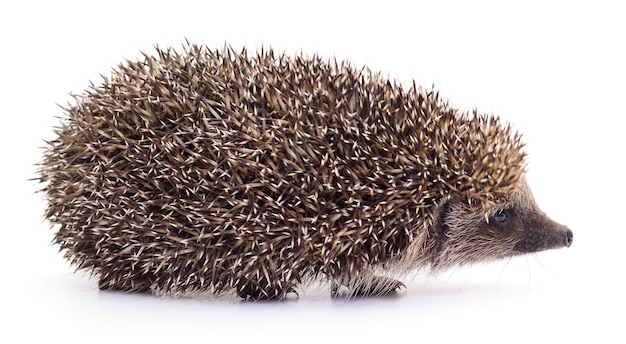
[562,226,573,247]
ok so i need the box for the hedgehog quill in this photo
[39,44,572,300]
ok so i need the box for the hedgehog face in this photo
[432,178,573,268]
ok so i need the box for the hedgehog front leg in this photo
[331,275,405,298]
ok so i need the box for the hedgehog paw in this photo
[331,276,405,298]
[236,284,298,301]
[98,276,153,294]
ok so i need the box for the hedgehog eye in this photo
[492,210,508,223]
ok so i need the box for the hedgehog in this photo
[38,44,573,300]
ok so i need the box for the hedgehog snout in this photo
[562,226,573,247]
[513,223,573,253]
[553,224,574,248]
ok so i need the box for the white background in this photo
[1,1,624,343]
